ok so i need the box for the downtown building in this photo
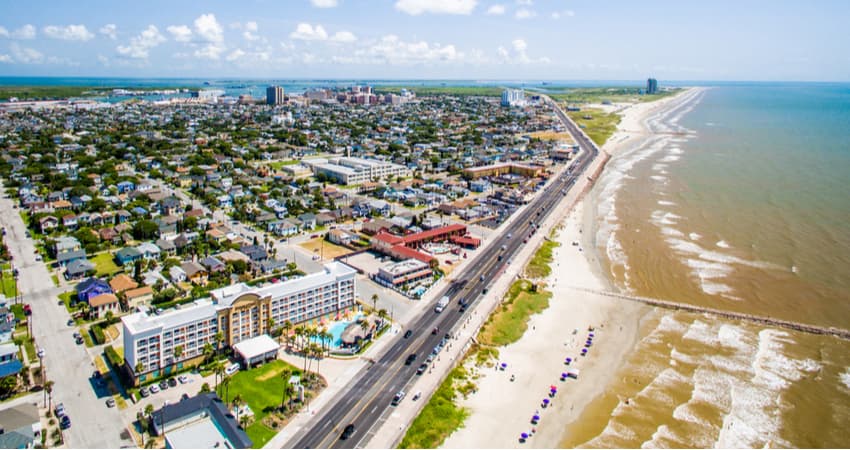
[501,88,526,107]
[122,262,356,384]
[266,85,285,105]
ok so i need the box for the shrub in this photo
[104,345,123,368]
[91,325,106,344]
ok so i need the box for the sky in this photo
[0,0,848,81]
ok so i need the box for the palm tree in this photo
[232,394,244,424]
[239,415,250,430]
[377,308,389,330]
[213,361,224,391]
[370,293,379,312]
[282,320,293,349]
[144,403,155,418]
[213,331,224,355]
[221,376,231,404]
[202,343,214,364]
[279,368,292,411]
[267,317,276,337]
[43,380,54,409]
[172,345,183,371]
[135,362,144,377]
[313,344,324,376]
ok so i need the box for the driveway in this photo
[0,180,135,448]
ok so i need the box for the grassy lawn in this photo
[51,274,59,287]
[268,160,300,170]
[478,280,551,347]
[550,87,680,105]
[1,263,17,298]
[567,108,622,147]
[21,337,37,363]
[525,239,560,279]
[218,360,300,448]
[91,252,121,277]
[298,237,353,260]
[399,365,471,448]
[58,291,76,314]
[523,130,575,143]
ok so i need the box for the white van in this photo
[225,363,240,376]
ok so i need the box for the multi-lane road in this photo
[288,97,600,449]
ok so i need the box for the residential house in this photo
[38,215,58,233]
[135,242,161,260]
[0,343,23,381]
[169,266,187,284]
[180,262,208,286]
[76,277,113,304]
[115,247,143,266]
[54,236,81,255]
[155,239,176,255]
[116,210,132,223]
[124,286,154,309]
[0,403,41,449]
[268,219,298,236]
[89,293,120,319]
[65,259,95,280]
[316,212,336,226]
[239,245,268,263]
[57,249,87,268]
[297,213,317,230]
[99,227,120,244]
[199,256,226,273]
[362,219,394,236]
[116,181,135,193]
[328,229,354,246]
[257,259,288,274]
[109,274,139,295]
[158,196,181,215]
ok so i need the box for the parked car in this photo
[403,330,413,339]
[181,393,190,401]
[59,415,71,429]
[416,363,428,375]
[67,319,75,326]
[106,398,116,408]
[75,336,84,345]
[225,363,240,376]
[178,375,189,384]
[149,384,160,394]
[139,387,150,398]
[159,380,169,390]
[391,390,406,406]
[167,378,177,387]
[54,403,66,418]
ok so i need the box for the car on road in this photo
[140,386,150,397]
[106,398,116,408]
[35,255,42,261]
[54,403,66,418]
[168,378,177,387]
[403,329,413,339]
[67,319,75,326]
[391,390,406,406]
[178,375,189,384]
[404,353,417,365]
[181,393,190,401]
[431,327,439,335]
[341,424,356,440]
[59,415,71,429]
[416,363,428,375]
[149,384,160,394]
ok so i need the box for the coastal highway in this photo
[288,97,599,449]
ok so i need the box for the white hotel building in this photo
[309,157,412,185]
[122,262,357,383]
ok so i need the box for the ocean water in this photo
[563,84,850,448]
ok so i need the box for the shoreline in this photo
[440,89,697,449]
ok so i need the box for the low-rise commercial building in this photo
[375,259,432,287]
[309,157,411,185]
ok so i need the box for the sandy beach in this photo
[441,90,696,449]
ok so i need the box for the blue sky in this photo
[0,0,847,81]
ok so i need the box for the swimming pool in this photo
[311,314,363,349]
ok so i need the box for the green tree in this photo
[132,220,159,240]
[133,259,143,283]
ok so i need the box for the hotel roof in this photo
[122,299,217,335]
[210,262,357,307]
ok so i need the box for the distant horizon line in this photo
[0,76,848,85]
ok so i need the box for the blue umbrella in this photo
[533,414,540,421]
[501,362,508,369]
[543,398,550,405]
[589,333,595,338]
[521,432,529,440]
[561,372,568,380]
[581,348,588,355]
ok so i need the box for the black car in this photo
[404,353,417,365]
[416,363,428,375]
[59,415,71,429]
[403,329,413,339]
[341,424,356,440]
[168,378,178,387]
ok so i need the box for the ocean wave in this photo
[658,200,676,206]
[689,232,702,240]
[840,368,850,390]
[716,240,731,249]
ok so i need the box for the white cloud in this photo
[310,0,339,7]
[551,10,574,19]
[226,48,245,61]
[515,8,536,19]
[512,38,527,53]
[0,27,8,38]
[99,24,118,39]
[290,23,328,41]
[11,24,36,40]
[394,0,477,15]
[330,31,357,43]
[486,4,505,15]
[243,21,260,41]
[10,43,43,63]
[352,34,463,65]
[116,25,166,59]
[167,25,193,42]
[194,13,223,43]
[194,43,226,60]
[43,24,95,41]
[0,54,11,63]
[497,37,548,64]
[515,0,532,4]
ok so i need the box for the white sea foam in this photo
[641,425,685,449]
[650,175,667,182]
[657,200,676,206]
[668,147,684,155]
[660,154,681,163]
[840,368,850,390]
[652,163,668,172]
[716,240,731,249]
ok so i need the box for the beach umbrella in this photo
[589,333,595,338]
[501,362,508,369]
[533,414,540,421]
[550,385,557,391]
[564,358,572,365]
[581,348,588,355]
[561,372,568,380]
[521,432,529,440]
[543,398,550,405]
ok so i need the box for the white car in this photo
[178,375,189,384]
[149,384,160,394]
[225,363,240,376]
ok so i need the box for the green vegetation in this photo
[58,291,75,314]
[567,108,622,147]
[91,252,121,277]
[551,86,679,105]
[0,263,17,298]
[218,360,301,448]
[0,85,190,101]
[478,280,551,347]
[9,304,25,321]
[91,324,106,345]
[399,365,471,449]
[104,345,124,368]
[267,160,301,170]
[525,239,560,279]
[374,85,503,97]
[21,337,37,363]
